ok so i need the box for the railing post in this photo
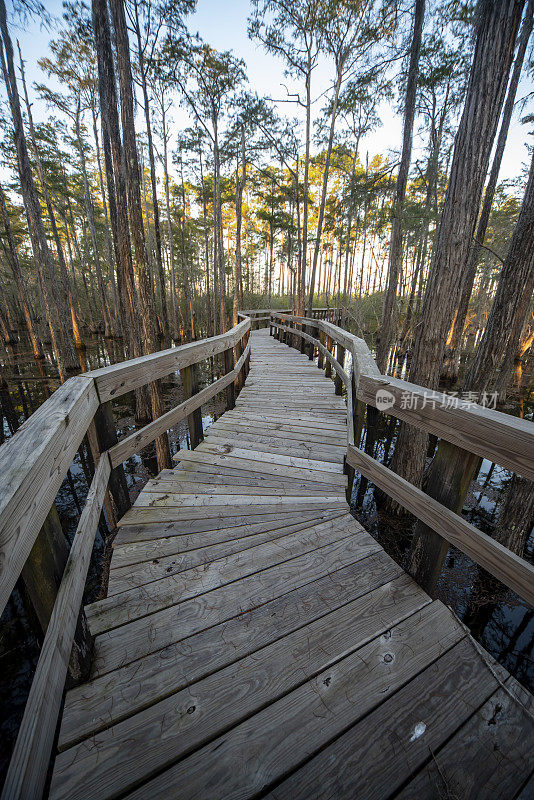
[90,401,131,521]
[346,370,366,504]
[180,362,204,449]
[334,343,345,395]
[317,329,325,369]
[325,335,333,378]
[224,347,236,410]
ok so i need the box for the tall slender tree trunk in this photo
[0,1,76,380]
[109,0,171,471]
[390,0,524,509]
[75,102,113,338]
[233,128,246,325]
[0,184,43,361]
[298,54,312,316]
[91,100,121,336]
[133,0,170,347]
[307,69,343,315]
[92,0,151,437]
[376,0,425,373]
[443,0,534,382]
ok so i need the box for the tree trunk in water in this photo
[233,129,245,326]
[406,81,533,596]
[307,69,343,315]
[75,103,113,338]
[161,98,179,341]
[0,2,77,380]
[298,56,312,316]
[376,0,425,373]
[213,115,226,334]
[466,151,534,391]
[92,0,151,433]
[134,0,170,347]
[19,47,85,352]
[92,101,121,336]
[443,0,534,384]
[110,0,171,471]
[493,475,534,556]
[0,185,43,361]
[389,0,524,518]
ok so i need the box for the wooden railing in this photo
[269,312,534,610]
[0,316,251,800]
[240,307,342,329]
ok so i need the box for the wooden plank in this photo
[0,375,99,614]
[50,576,432,800]
[396,685,534,800]
[143,471,346,492]
[91,519,375,676]
[111,513,348,568]
[202,434,345,463]
[76,602,462,800]
[113,508,340,542]
[195,443,345,473]
[116,499,347,527]
[85,517,365,634]
[357,373,534,481]
[135,482,344,499]
[346,444,534,606]
[59,550,403,750]
[89,318,250,402]
[266,637,499,800]
[170,448,348,484]
[1,453,111,800]
[107,513,348,594]
[114,510,342,542]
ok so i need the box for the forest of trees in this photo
[0,0,533,558]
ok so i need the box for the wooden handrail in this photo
[269,312,534,608]
[0,376,99,613]
[87,318,249,402]
[346,445,534,606]
[0,315,251,800]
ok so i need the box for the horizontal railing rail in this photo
[269,311,534,609]
[0,315,251,800]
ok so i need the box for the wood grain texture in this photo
[112,602,464,800]
[358,372,534,480]
[0,375,99,614]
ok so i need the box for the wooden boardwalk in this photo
[47,329,534,800]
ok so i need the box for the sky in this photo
[6,0,534,189]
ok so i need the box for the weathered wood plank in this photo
[110,513,349,569]
[77,602,462,800]
[88,318,250,402]
[50,578,433,800]
[85,517,366,634]
[266,637,499,800]
[91,518,373,676]
[59,550,403,750]
[395,685,534,800]
[358,373,534,481]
